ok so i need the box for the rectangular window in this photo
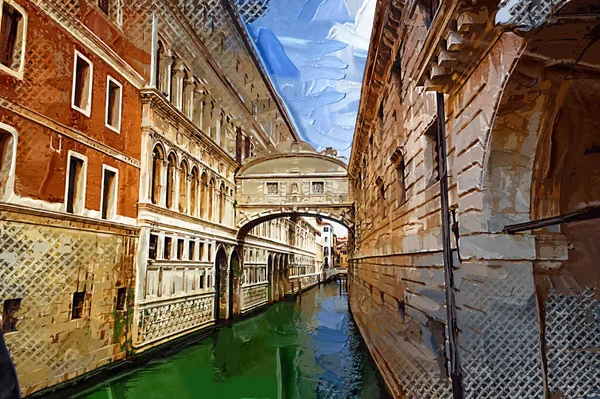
[2,298,21,332]
[424,0,441,28]
[116,287,126,311]
[71,291,85,320]
[323,227,329,232]
[396,160,406,205]
[199,273,205,289]
[163,236,172,259]
[199,242,205,260]
[189,240,196,261]
[71,51,93,116]
[207,244,212,261]
[266,182,278,195]
[98,0,109,14]
[311,182,324,195]
[149,234,158,260]
[66,153,86,214]
[105,76,122,132]
[0,2,26,76]
[177,239,184,260]
[424,121,440,187]
[101,166,117,220]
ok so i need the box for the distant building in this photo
[318,222,334,269]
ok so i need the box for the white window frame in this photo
[0,0,28,80]
[100,164,118,220]
[0,122,18,201]
[64,150,88,215]
[71,50,94,117]
[105,75,123,133]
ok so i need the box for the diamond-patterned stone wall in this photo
[0,211,137,396]
[545,288,600,398]
[135,294,215,345]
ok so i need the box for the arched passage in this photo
[214,246,228,320]
[467,10,600,397]
[267,254,273,302]
[237,212,353,242]
[229,249,240,317]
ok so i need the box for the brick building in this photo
[349,0,600,398]
[0,0,322,396]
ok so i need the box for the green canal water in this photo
[74,282,390,399]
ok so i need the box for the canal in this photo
[70,282,390,399]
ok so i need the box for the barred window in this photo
[266,182,278,195]
[311,182,324,195]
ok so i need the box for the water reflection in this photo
[76,282,389,399]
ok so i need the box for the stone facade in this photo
[349,0,600,398]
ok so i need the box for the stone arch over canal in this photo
[235,152,355,241]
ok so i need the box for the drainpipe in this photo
[435,91,464,399]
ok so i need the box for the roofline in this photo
[236,152,349,177]
[223,0,303,143]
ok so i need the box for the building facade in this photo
[0,0,142,395]
[319,222,334,269]
[349,0,600,398]
[0,0,322,396]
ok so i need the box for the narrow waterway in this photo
[74,282,390,399]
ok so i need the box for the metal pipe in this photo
[435,91,464,399]
[504,206,600,234]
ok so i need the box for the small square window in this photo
[2,298,21,332]
[116,287,127,311]
[266,182,278,195]
[311,182,324,195]
[71,51,93,117]
[71,291,85,320]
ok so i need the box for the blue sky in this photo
[240,0,376,160]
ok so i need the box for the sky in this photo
[238,0,377,160]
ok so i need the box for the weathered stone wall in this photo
[346,0,600,397]
[0,208,137,396]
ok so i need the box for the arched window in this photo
[200,172,208,218]
[193,84,204,128]
[219,182,225,223]
[190,167,199,216]
[178,160,189,213]
[208,178,214,221]
[156,41,172,98]
[170,57,183,107]
[166,152,176,209]
[150,144,164,205]
[182,70,194,120]
[0,128,16,199]
[154,40,163,88]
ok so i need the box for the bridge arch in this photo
[235,152,354,240]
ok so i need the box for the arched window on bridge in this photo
[150,145,164,205]
[190,167,198,217]
[166,152,176,209]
